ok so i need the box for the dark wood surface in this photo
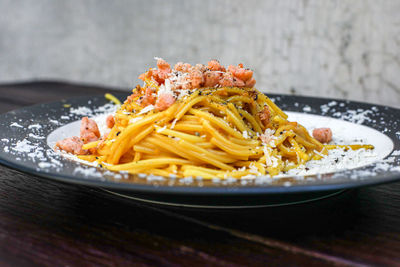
[0,81,399,267]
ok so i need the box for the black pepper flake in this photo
[334,158,339,163]
[99,164,103,168]
[116,131,121,136]
[254,94,258,100]
[280,131,283,134]
[95,157,99,159]
[305,167,309,171]
[199,91,202,95]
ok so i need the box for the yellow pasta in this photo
[56,59,374,180]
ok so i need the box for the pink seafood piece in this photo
[138,68,155,83]
[312,128,332,143]
[138,87,157,107]
[155,93,176,111]
[194,63,207,73]
[203,71,221,87]
[233,77,245,87]
[228,64,253,82]
[245,78,256,88]
[174,62,192,73]
[106,115,115,128]
[153,58,172,83]
[80,117,100,144]
[259,106,271,126]
[56,136,87,155]
[188,68,204,89]
[141,59,257,89]
[219,72,235,87]
[208,60,226,72]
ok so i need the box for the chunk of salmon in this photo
[155,93,176,111]
[233,77,245,87]
[228,64,254,82]
[106,115,115,128]
[139,59,171,85]
[153,58,171,83]
[245,78,256,88]
[219,72,235,87]
[259,106,271,126]
[203,71,221,87]
[188,68,204,89]
[56,136,87,155]
[138,68,156,83]
[312,128,332,143]
[140,59,257,89]
[208,60,226,72]
[138,87,157,107]
[174,62,192,73]
[194,63,207,73]
[80,117,100,144]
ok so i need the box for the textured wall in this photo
[1,0,399,107]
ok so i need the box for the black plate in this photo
[0,93,399,208]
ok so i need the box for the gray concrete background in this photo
[1,0,399,107]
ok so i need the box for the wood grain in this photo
[0,81,399,266]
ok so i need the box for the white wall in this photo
[1,0,399,107]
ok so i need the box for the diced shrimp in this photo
[259,106,271,126]
[233,77,245,87]
[56,136,87,155]
[139,59,172,84]
[80,117,100,143]
[228,64,254,82]
[194,63,207,73]
[157,58,171,71]
[189,68,204,88]
[106,115,115,128]
[203,71,221,87]
[245,78,256,88]
[155,93,176,111]
[154,58,171,82]
[208,60,226,72]
[312,128,332,143]
[138,87,157,106]
[219,72,235,87]
[174,62,192,73]
[138,69,155,82]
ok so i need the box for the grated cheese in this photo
[137,104,155,115]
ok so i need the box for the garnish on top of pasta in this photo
[56,58,374,179]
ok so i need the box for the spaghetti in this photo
[56,59,373,179]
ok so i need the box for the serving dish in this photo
[0,93,399,208]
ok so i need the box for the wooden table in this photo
[0,81,399,266]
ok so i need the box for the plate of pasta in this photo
[1,59,400,208]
